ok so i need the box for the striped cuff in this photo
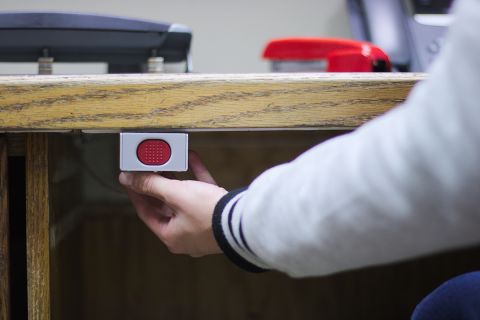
[212,188,269,273]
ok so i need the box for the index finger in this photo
[125,188,171,242]
[119,172,178,201]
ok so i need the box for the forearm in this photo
[213,0,480,277]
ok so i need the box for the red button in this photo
[136,139,171,165]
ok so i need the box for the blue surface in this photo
[412,272,480,320]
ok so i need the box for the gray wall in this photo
[0,0,352,73]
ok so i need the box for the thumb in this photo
[189,150,217,185]
[119,172,177,201]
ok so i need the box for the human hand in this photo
[119,151,228,257]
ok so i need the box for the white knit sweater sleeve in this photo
[212,0,480,277]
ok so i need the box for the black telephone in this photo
[347,0,453,72]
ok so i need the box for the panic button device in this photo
[120,133,188,172]
[137,139,171,165]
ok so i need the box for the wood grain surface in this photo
[43,132,480,320]
[48,132,480,320]
[26,133,50,320]
[0,73,424,131]
[0,136,9,320]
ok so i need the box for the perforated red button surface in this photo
[136,139,171,165]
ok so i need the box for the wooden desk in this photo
[0,73,420,130]
[2,73,478,320]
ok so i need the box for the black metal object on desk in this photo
[0,12,192,71]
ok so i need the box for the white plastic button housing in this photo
[120,133,188,171]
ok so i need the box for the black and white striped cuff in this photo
[212,188,269,273]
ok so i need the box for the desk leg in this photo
[26,133,50,320]
[0,136,10,320]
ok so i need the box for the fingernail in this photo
[119,172,132,186]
